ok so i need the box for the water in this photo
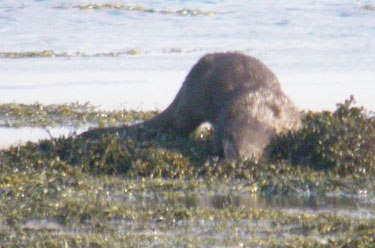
[0,1,374,143]
[110,190,375,217]
[1,3,374,245]
[0,126,87,148]
[17,191,375,245]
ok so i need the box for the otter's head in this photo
[218,88,301,161]
[222,120,275,161]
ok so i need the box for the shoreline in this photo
[0,95,373,149]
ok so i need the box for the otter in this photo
[80,52,301,160]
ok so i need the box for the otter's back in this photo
[180,52,282,122]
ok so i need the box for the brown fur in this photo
[80,52,301,160]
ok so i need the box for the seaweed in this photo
[56,4,216,16]
[1,98,375,247]
[0,102,155,127]
[0,49,142,59]
[269,96,375,175]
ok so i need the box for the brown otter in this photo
[80,52,301,160]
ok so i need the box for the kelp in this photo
[0,97,375,190]
[1,98,375,247]
[269,96,375,175]
[0,102,155,127]
[57,4,216,16]
[0,49,142,59]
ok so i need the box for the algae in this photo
[269,96,375,175]
[0,102,156,128]
[358,0,375,11]
[1,98,375,247]
[0,49,143,59]
[56,4,216,16]
[0,48,204,59]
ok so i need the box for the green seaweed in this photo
[358,0,375,11]
[0,102,156,127]
[0,48,207,59]
[0,49,142,59]
[1,98,375,247]
[269,96,375,175]
[56,4,216,16]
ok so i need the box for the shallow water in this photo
[113,191,375,245]
[0,126,86,148]
[110,190,375,216]
[1,4,375,244]
[1,0,375,147]
[17,191,375,246]
[1,0,374,110]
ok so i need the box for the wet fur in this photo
[80,52,301,160]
